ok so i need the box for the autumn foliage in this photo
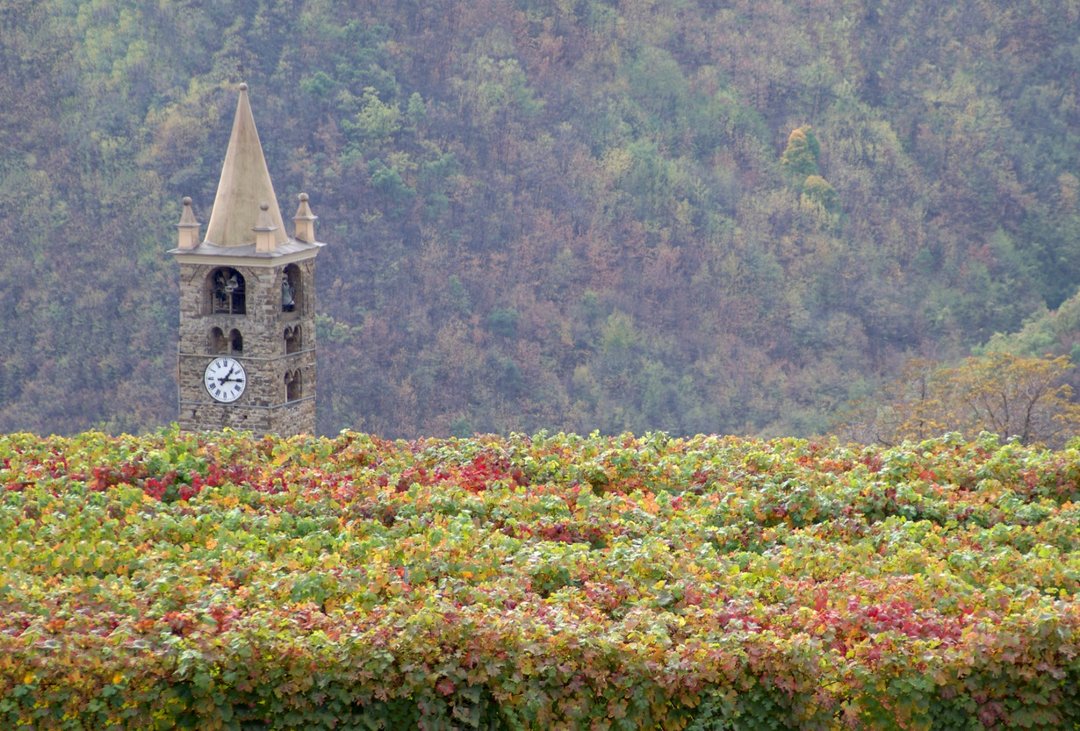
[841,353,1080,448]
[1,429,1078,729]
[5,1,1080,437]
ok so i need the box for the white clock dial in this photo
[203,357,247,403]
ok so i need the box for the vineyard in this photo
[1,429,1078,729]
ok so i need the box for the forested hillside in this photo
[2,0,1078,437]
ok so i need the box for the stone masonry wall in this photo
[178,257,317,436]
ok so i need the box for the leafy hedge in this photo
[1,428,1078,729]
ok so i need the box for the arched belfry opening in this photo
[207,267,246,315]
[285,369,302,402]
[210,327,228,354]
[210,327,243,353]
[285,324,302,354]
[282,263,302,313]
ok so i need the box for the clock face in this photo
[203,357,247,403]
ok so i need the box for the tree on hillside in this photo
[779,125,820,179]
[837,353,1080,447]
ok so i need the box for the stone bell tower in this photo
[171,83,324,436]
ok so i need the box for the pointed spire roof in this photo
[204,83,288,248]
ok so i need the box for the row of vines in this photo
[1,428,1078,729]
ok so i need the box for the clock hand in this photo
[216,366,237,386]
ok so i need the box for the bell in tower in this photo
[170,83,325,436]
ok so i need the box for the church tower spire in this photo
[171,83,325,437]
[204,83,287,249]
